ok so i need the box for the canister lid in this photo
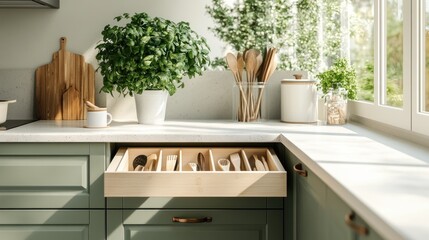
[281,79,316,84]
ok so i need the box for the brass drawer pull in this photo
[345,212,369,236]
[293,163,308,177]
[172,216,213,223]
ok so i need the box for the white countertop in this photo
[1,120,429,240]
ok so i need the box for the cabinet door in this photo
[293,162,328,240]
[326,188,384,240]
[0,143,106,208]
[108,209,283,240]
[0,210,104,240]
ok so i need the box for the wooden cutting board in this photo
[35,37,95,120]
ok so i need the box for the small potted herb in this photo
[96,12,210,124]
[316,58,357,125]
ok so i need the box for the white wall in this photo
[0,0,302,121]
[0,0,229,119]
[0,0,221,69]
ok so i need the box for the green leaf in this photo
[95,12,211,96]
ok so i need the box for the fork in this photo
[188,162,199,171]
[166,155,178,171]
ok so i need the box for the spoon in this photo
[218,159,230,171]
[225,53,240,84]
[133,155,147,170]
[245,49,259,83]
[229,152,241,171]
[237,53,245,82]
[261,156,269,171]
[198,152,205,171]
[255,159,266,171]
[144,154,158,171]
[85,100,101,110]
[256,53,263,81]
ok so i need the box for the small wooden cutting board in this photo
[35,37,95,120]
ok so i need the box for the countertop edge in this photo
[279,134,404,240]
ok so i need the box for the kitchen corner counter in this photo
[1,120,429,240]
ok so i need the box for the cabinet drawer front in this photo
[0,155,89,208]
[108,210,269,240]
[123,210,267,225]
[105,147,287,197]
[107,210,283,240]
[122,197,268,209]
[0,156,88,188]
[125,226,264,240]
[0,210,89,240]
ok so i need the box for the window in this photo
[425,1,429,113]
[412,0,429,135]
[351,0,429,135]
[349,0,375,102]
[384,0,404,108]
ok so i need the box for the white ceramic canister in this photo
[281,79,317,123]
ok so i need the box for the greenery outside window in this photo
[207,0,428,136]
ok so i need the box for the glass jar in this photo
[326,88,348,125]
[232,82,268,122]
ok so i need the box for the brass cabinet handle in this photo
[293,163,308,177]
[345,212,369,236]
[172,216,213,223]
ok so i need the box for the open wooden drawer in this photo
[105,147,286,197]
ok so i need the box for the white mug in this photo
[86,109,113,128]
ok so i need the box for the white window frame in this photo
[349,0,420,133]
[412,0,429,136]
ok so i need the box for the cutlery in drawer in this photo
[229,153,241,171]
[198,152,205,171]
[166,155,178,171]
[144,154,158,171]
[133,155,147,171]
[188,162,199,171]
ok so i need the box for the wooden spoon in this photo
[229,152,241,171]
[225,53,240,83]
[256,53,263,82]
[245,49,259,83]
[255,159,266,171]
[237,53,245,82]
[85,100,101,111]
[218,159,231,172]
[198,152,206,171]
[265,49,278,82]
[261,156,269,171]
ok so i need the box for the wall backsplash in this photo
[0,70,307,121]
[0,0,310,122]
[0,69,35,120]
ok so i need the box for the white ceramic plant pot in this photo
[134,90,168,125]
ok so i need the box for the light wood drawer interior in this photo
[105,147,286,197]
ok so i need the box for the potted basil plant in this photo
[316,58,357,125]
[96,12,210,124]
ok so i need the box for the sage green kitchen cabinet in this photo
[0,210,104,240]
[0,143,106,208]
[286,149,384,240]
[107,209,283,240]
[326,188,383,240]
[293,163,328,240]
[0,143,107,240]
